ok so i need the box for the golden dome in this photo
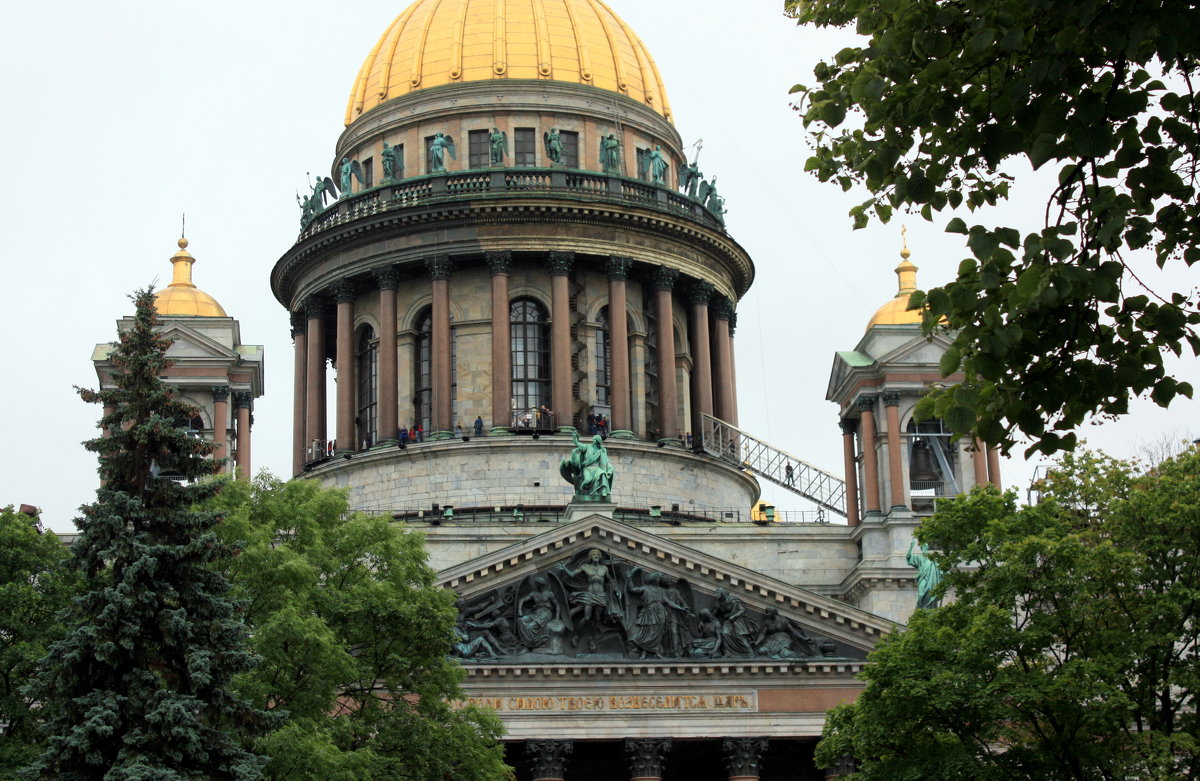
[345,0,673,126]
[866,234,923,330]
[155,238,228,317]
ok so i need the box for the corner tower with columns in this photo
[92,238,264,479]
[826,237,1001,619]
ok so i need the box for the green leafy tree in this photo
[787,0,1200,455]
[814,449,1200,779]
[25,289,273,780]
[0,508,78,778]
[210,475,511,781]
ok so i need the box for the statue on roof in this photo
[560,431,614,501]
[339,158,364,197]
[644,145,669,185]
[682,160,702,199]
[298,174,337,228]
[600,133,622,174]
[489,128,507,164]
[429,133,456,173]
[544,127,564,165]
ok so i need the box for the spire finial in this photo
[900,224,911,260]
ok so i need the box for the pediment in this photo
[873,330,955,368]
[440,514,893,669]
[159,324,239,361]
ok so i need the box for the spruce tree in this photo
[26,289,272,780]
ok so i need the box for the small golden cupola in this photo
[154,238,227,317]
[866,229,923,331]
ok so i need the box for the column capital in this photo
[626,738,671,778]
[373,266,401,291]
[426,254,453,280]
[881,391,901,407]
[485,250,513,275]
[211,386,230,403]
[728,310,738,336]
[651,266,678,291]
[290,310,306,337]
[712,295,735,321]
[855,394,878,413]
[547,251,575,276]
[688,280,715,306]
[722,737,768,778]
[527,740,573,779]
[606,255,632,280]
[303,296,327,320]
[331,279,357,304]
[232,391,253,410]
[839,417,858,435]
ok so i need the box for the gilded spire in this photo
[895,225,917,294]
[864,226,922,330]
[155,235,227,317]
[168,237,196,289]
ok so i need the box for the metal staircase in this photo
[700,413,847,517]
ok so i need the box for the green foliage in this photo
[787,0,1200,455]
[26,289,273,780]
[815,449,1200,779]
[0,509,78,780]
[209,475,511,781]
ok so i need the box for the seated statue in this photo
[559,431,614,501]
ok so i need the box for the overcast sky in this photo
[2,1,1195,531]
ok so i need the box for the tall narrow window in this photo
[357,327,377,447]
[468,130,489,168]
[511,298,550,425]
[361,157,374,188]
[560,131,580,168]
[415,309,433,432]
[635,148,649,181]
[514,128,536,166]
[907,418,960,511]
[595,307,611,406]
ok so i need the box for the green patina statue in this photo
[907,538,943,610]
[560,431,614,502]
[489,128,507,164]
[381,142,401,181]
[544,127,563,164]
[599,133,622,173]
[645,145,669,185]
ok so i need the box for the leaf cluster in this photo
[209,475,511,781]
[788,0,1200,455]
[816,449,1200,779]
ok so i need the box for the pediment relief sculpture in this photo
[452,548,858,663]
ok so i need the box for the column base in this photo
[556,425,578,435]
[429,430,455,441]
[371,439,397,449]
[609,429,636,440]
[657,437,686,448]
[488,427,512,436]
[889,504,910,512]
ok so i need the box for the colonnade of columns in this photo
[206,385,252,479]
[290,254,740,472]
[524,737,770,781]
[840,392,1002,526]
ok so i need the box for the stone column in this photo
[211,386,229,473]
[375,267,400,445]
[527,739,573,781]
[629,330,648,438]
[607,256,633,436]
[626,738,671,781]
[233,391,252,480]
[304,297,327,458]
[652,267,679,441]
[987,446,1003,488]
[548,251,574,429]
[712,297,736,425]
[290,311,306,474]
[840,419,860,527]
[728,312,739,426]
[856,395,882,516]
[972,441,989,488]
[882,391,907,510]
[427,255,453,438]
[689,281,715,445]
[333,280,356,454]
[722,737,768,781]
[487,251,512,432]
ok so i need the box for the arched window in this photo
[511,298,550,424]
[415,308,433,433]
[595,307,611,406]
[356,326,377,448]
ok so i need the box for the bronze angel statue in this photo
[298,173,337,228]
[339,157,364,197]
[429,132,456,172]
